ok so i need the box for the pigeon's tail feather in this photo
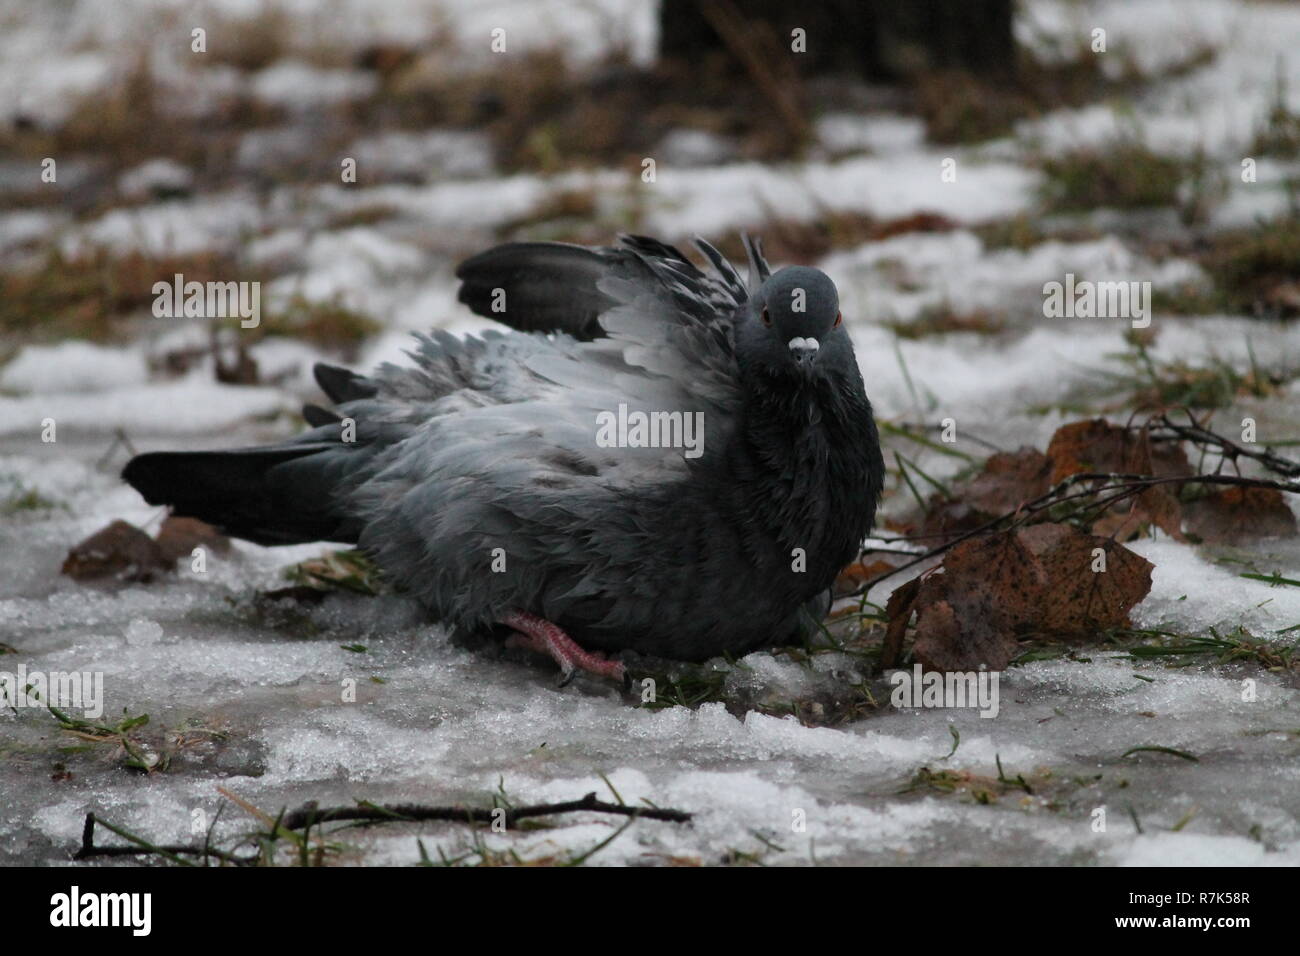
[122,445,361,546]
[455,241,614,340]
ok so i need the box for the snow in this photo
[1018,0,1300,160]
[0,342,149,395]
[827,230,1203,325]
[60,192,265,258]
[3,448,1295,866]
[7,545,1295,866]
[815,113,928,157]
[249,62,379,110]
[0,210,70,255]
[644,156,1041,236]
[0,51,112,125]
[1131,539,1300,637]
[345,129,495,182]
[267,227,427,308]
[2,0,1299,867]
[117,158,195,201]
[0,373,292,435]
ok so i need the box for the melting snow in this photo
[1,0,1298,867]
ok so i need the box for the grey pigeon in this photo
[123,235,885,683]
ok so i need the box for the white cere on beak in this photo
[788,337,819,354]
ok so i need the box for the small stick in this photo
[72,795,692,866]
[277,792,692,831]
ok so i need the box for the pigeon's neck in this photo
[729,368,881,580]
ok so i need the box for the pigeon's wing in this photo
[348,239,755,625]
[455,242,614,340]
[378,233,751,473]
[741,232,772,285]
[515,234,748,415]
[454,234,749,346]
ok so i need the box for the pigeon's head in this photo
[740,266,847,377]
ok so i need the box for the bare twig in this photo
[74,813,257,865]
[1150,410,1300,478]
[277,792,693,831]
[71,793,692,866]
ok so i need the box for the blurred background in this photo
[2,0,1298,478]
[3,0,1300,868]
[7,0,1300,610]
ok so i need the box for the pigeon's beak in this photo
[788,337,819,370]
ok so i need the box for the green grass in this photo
[1250,68,1300,158]
[254,296,382,359]
[1200,214,1300,317]
[1093,339,1288,410]
[1038,138,1211,214]
[0,248,249,341]
[1124,628,1296,671]
[0,483,63,515]
[283,549,386,596]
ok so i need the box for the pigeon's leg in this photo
[499,610,627,686]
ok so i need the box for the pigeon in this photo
[123,235,885,684]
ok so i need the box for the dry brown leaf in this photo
[1046,419,1132,482]
[1046,419,1188,540]
[919,499,988,539]
[911,599,975,673]
[881,576,921,668]
[1046,418,1191,482]
[62,519,172,582]
[884,524,1153,672]
[155,516,231,563]
[1018,524,1154,636]
[921,447,1054,540]
[834,558,903,597]
[1184,486,1299,544]
[964,447,1054,515]
[913,532,1045,671]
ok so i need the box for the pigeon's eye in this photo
[833,311,842,328]
[761,308,772,327]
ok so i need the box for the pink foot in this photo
[499,610,627,687]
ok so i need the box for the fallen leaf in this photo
[964,447,1054,515]
[882,576,921,668]
[1046,419,1190,483]
[835,558,906,596]
[155,516,231,563]
[1183,486,1298,544]
[1018,524,1154,636]
[921,447,1054,541]
[919,498,989,539]
[912,532,1046,671]
[1046,419,1188,540]
[884,524,1153,672]
[62,520,172,582]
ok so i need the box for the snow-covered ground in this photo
[2,0,1298,865]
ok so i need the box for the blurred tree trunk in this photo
[660,0,1016,81]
